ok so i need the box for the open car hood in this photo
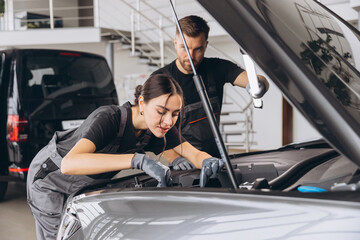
[198,0,360,166]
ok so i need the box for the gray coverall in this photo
[26,129,94,240]
[26,102,150,239]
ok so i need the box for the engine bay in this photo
[81,144,360,196]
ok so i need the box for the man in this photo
[152,15,268,169]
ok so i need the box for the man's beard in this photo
[179,59,200,73]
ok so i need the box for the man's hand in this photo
[246,77,268,99]
[132,153,171,187]
[171,156,195,170]
[200,157,224,187]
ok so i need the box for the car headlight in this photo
[57,207,81,240]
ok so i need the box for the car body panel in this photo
[0,52,11,175]
[70,190,360,240]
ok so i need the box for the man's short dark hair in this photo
[176,15,210,40]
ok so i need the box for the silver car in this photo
[57,0,360,239]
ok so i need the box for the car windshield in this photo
[21,51,115,100]
[246,0,360,122]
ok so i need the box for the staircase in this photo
[101,27,169,68]
[220,85,256,152]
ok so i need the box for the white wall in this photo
[293,110,321,143]
[112,43,152,105]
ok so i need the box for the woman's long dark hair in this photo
[134,74,184,154]
[134,74,183,105]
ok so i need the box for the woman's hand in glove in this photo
[132,153,171,187]
[171,157,195,170]
[200,157,224,187]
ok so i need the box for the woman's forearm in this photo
[61,138,134,175]
[61,153,134,175]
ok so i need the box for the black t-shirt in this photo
[152,57,244,107]
[152,58,243,157]
[57,102,184,157]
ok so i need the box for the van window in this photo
[0,53,4,85]
[21,52,116,100]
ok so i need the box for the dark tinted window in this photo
[21,51,115,100]
[247,0,360,121]
[0,53,3,86]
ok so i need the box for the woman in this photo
[27,74,223,240]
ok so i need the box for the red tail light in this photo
[9,167,29,173]
[7,115,29,142]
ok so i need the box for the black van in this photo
[0,49,119,199]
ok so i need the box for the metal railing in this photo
[120,0,241,67]
[1,0,99,31]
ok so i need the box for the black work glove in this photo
[132,153,171,187]
[200,157,225,188]
[171,157,195,170]
[246,77,267,99]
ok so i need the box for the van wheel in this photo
[0,182,8,200]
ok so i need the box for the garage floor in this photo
[0,182,36,240]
